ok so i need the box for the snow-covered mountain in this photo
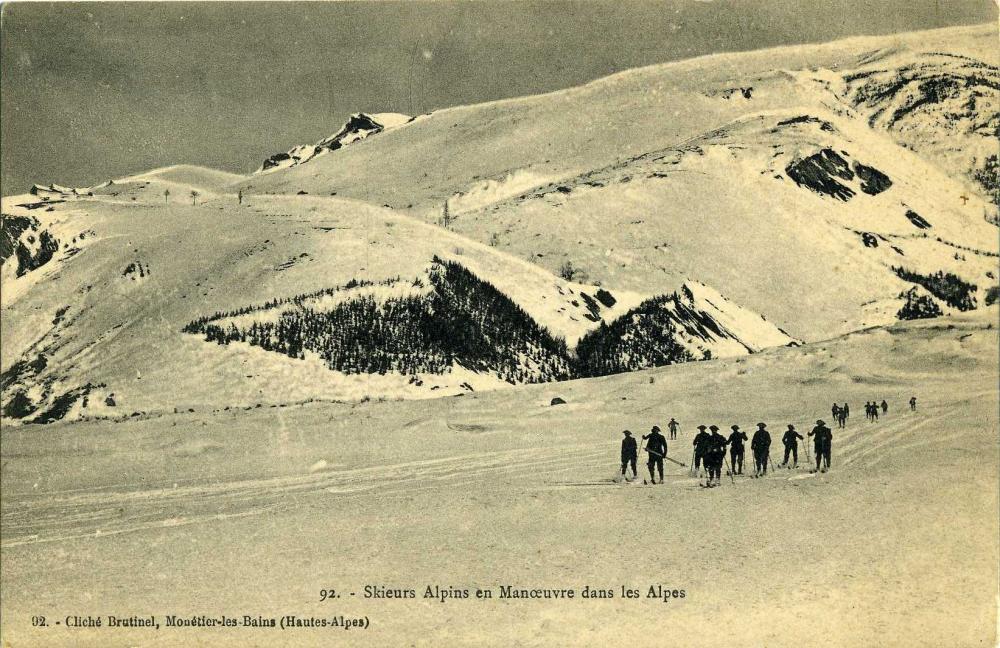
[0,188,794,424]
[230,24,996,341]
[2,23,997,424]
[256,112,412,173]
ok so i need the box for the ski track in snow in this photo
[0,444,608,547]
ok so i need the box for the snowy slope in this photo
[2,308,996,647]
[236,25,996,213]
[445,105,997,340]
[2,190,796,423]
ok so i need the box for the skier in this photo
[620,430,638,480]
[781,424,803,467]
[909,396,917,411]
[842,402,850,427]
[704,425,728,487]
[872,401,879,422]
[809,419,832,472]
[693,425,712,477]
[727,424,748,475]
[831,403,840,422]
[751,422,771,476]
[643,425,668,484]
[880,399,888,415]
[668,417,679,440]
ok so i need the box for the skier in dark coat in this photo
[781,424,803,467]
[727,424,748,475]
[831,403,840,421]
[692,425,712,477]
[751,422,771,476]
[842,403,849,423]
[704,425,728,487]
[880,400,888,415]
[620,430,638,480]
[809,420,833,472]
[643,425,667,484]
[909,396,917,411]
[668,418,679,440]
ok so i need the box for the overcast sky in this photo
[1,1,996,195]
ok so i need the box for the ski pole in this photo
[722,454,736,484]
[643,446,684,465]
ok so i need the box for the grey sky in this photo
[1,1,996,195]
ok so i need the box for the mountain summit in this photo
[256,112,413,173]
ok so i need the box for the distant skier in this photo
[880,399,888,415]
[620,430,638,480]
[841,402,850,427]
[704,425,728,487]
[728,424,748,475]
[751,422,771,476]
[668,417,679,440]
[781,424,803,467]
[809,419,833,472]
[831,403,840,421]
[909,396,917,411]
[643,425,667,484]
[693,425,712,477]
[872,401,879,422]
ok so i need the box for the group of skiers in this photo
[864,400,886,422]
[618,397,916,488]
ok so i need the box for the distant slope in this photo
[228,24,997,341]
[0,193,791,424]
[444,107,996,340]
[120,164,248,191]
[236,24,997,214]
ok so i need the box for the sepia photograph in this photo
[1,1,998,646]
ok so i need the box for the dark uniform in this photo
[728,425,748,475]
[751,423,771,476]
[809,420,832,472]
[706,426,728,486]
[620,431,637,479]
[668,418,679,440]
[643,426,667,484]
[693,425,712,475]
[781,425,803,467]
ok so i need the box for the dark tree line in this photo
[185,259,574,384]
[892,267,978,311]
[896,288,943,320]
[574,295,693,377]
[184,260,725,384]
[182,276,401,335]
